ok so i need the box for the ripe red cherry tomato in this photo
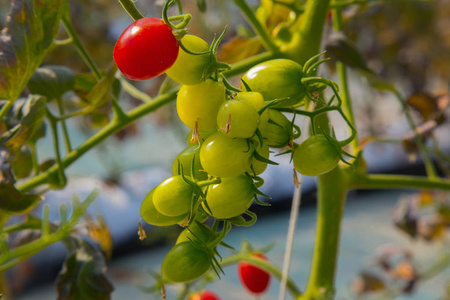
[238,253,271,295]
[113,17,179,80]
[189,290,221,300]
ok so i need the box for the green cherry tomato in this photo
[242,59,305,107]
[172,146,208,181]
[161,242,211,282]
[165,34,211,85]
[200,132,254,178]
[177,79,226,131]
[217,100,260,138]
[247,141,270,176]
[203,175,254,219]
[153,175,194,217]
[293,134,340,176]
[235,91,270,126]
[140,189,187,226]
[176,221,211,244]
[260,110,293,148]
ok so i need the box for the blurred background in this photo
[1,0,450,299]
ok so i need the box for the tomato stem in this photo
[117,0,144,21]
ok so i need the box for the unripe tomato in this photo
[153,175,194,217]
[200,132,254,178]
[165,34,211,85]
[177,80,226,131]
[114,18,179,80]
[203,175,254,219]
[187,128,216,146]
[190,290,221,300]
[238,253,271,295]
[293,134,340,176]
[216,100,260,138]
[161,242,211,282]
[260,110,293,148]
[172,146,208,181]
[176,221,210,244]
[247,141,270,175]
[235,91,269,124]
[140,189,187,226]
[242,59,305,107]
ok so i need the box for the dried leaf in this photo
[217,36,263,64]
[352,271,386,296]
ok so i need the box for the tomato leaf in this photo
[0,0,63,100]
[28,66,75,100]
[56,236,114,300]
[3,95,46,152]
[87,65,117,111]
[325,32,372,73]
[0,182,40,214]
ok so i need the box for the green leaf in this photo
[325,32,372,73]
[28,66,75,100]
[359,70,397,93]
[10,144,33,179]
[3,95,46,151]
[57,236,114,300]
[87,65,117,111]
[0,182,40,214]
[0,0,63,100]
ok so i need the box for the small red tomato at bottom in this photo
[189,290,221,300]
[238,253,271,295]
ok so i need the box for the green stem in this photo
[117,0,144,21]
[61,16,102,80]
[232,0,280,54]
[220,253,302,298]
[300,167,347,300]
[17,88,178,193]
[0,100,14,122]
[332,8,359,153]
[295,0,331,65]
[46,109,67,188]
[348,173,450,191]
[392,90,438,179]
[56,99,72,153]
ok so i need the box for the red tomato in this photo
[189,290,221,300]
[113,17,179,80]
[238,253,271,295]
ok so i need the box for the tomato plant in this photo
[216,99,260,138]
[140,189,188,226]
[238,253,271,295]
[113,17,179,80]
[152,175,194,217]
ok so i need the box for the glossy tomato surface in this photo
[238,253,271,295]
[114,17,179,80]
[189,290,221,300]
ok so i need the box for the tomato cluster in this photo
[127,1,346,289]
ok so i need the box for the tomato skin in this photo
[172,146,208,181]
[247,141,270,175]
[235,92,269,126]
[260,109,293,148]
[161,242,211,283]
[238,253,271,295]
[165,34,211,85]
[242,59,305,107]
[153,175,194,217]
[114,18,179,80]
[216,100,260,138]
[177,80,226,131]
[176,221,210,244]
[189,290,221,300]
[200,132,254,178]
[293,134,340,176]
[140,189,187,226]
[203,175,254,219]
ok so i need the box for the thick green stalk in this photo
[0,100,14,121]
[295,0,331,65]
[300,167,348,300]
[348,173,450,191]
